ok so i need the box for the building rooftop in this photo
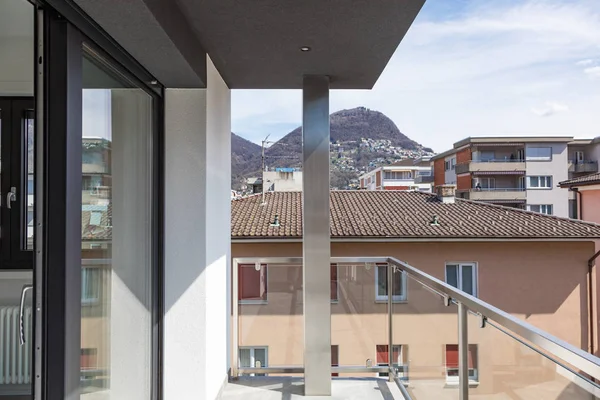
[231,191,600,240]
[559,173,600,188]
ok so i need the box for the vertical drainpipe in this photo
[589,249,600,357]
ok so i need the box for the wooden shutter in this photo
[239,264,266,300]
[376,345,400,364]
[446,344,476,369]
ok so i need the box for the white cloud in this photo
[531,102,569,117]
[232,0,600,151]
[577,59,595,66]
[585,66,600,78]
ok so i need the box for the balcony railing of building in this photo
[456,160,526,175]
[414,175,434,184]
[569,161,599,174]
[457,188,526,201]
[232,256,600,399]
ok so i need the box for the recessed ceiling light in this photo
[300,46,311,52]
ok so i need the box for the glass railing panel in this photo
[392,272,460,399]
[237,262,303,376]
[332,263,388,378]
[467,311,600,399]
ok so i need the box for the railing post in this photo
[388,263,394,383]
[458,302,469,400]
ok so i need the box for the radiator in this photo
[0,306,32,385]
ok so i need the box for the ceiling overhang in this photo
[71,0,425,89]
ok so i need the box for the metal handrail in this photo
[465,188,525,192]
[232,256,600,396]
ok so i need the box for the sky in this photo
[231,0,600,153]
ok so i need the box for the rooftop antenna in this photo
[261,134,273,205]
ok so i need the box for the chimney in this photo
[436,185,456,204]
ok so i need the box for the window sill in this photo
[375,299,407,304]
[239,300,268,305]
[81,300,100,306]
[444,381,479,388]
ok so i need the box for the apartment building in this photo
[231,189,600,398]
[359,158,433,192]
[431,136,600,218]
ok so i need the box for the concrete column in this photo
[163,57,231,400]
[302,75,331,396]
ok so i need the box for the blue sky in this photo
[231,0,600,152]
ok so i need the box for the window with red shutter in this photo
[445,344,478,382]
[238,264,268,302]
[376,344,404,378]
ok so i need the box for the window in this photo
[480,151,495,162]
[331,345,339,377]
[81,348,98,370]
[450,158,456,170]
[575,151,585,164]
[239,264,268,303]
[375,264,406,302]
[525,147,552,161]
[445,344,478,383]
[376,345,406,378]
[527,204,553,215]
[445,263,477,297]
[384,171,412,180]
[473,177,495,190]
[81,268,100,304]
[526,176,552,189]
[444,161,450,171]
[331,264,338,301]
[239,347,268,376]
[417,170,431,176]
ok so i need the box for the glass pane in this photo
[238,263,303,375]
[468,311,600,399]
[461,265,474,296]
[446,265,458,288]
[81,47,154,399]
[0,270,33,397]
[24,111,34,250]
[239,349,251,368]
[377,265,387,297]
[393,274,459,399]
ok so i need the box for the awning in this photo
[472,171,525,175]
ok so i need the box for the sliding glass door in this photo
[80,46,156,400]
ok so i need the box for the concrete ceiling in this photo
[72,0,425,89]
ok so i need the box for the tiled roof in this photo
[82,203,112,241]
[231,191,600,240]
[559,173,600,187]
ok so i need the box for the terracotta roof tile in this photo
[559,173,600,187]
[231,191,600,240]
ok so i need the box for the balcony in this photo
[458,188,526,202]
[414,175,434,184]
[229,257,600,399]
[569,161,598,173]
[456,160,525,175]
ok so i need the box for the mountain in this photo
[231,133,262,188]
[231,107,434,190]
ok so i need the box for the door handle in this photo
[19,284,33,345]
[7,186,17,209]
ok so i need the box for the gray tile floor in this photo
[221,377,405,400]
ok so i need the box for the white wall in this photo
[525,143,569,217]
[163,57,231,400]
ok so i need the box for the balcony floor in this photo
[222,377,405,400]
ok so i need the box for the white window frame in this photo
[81,267,100,305]
[526,176,552,189]
[450,158,456,170]
[525,147,552,161]
[239,346,268,376]
[375,264,407,302]
[445,263,478,297]
[445,344,479,384]
[527,204,553,215]
[575,151,585,164]
[377,344,405,378]
[444,161,450,171]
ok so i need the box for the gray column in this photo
[302,75,331,396]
